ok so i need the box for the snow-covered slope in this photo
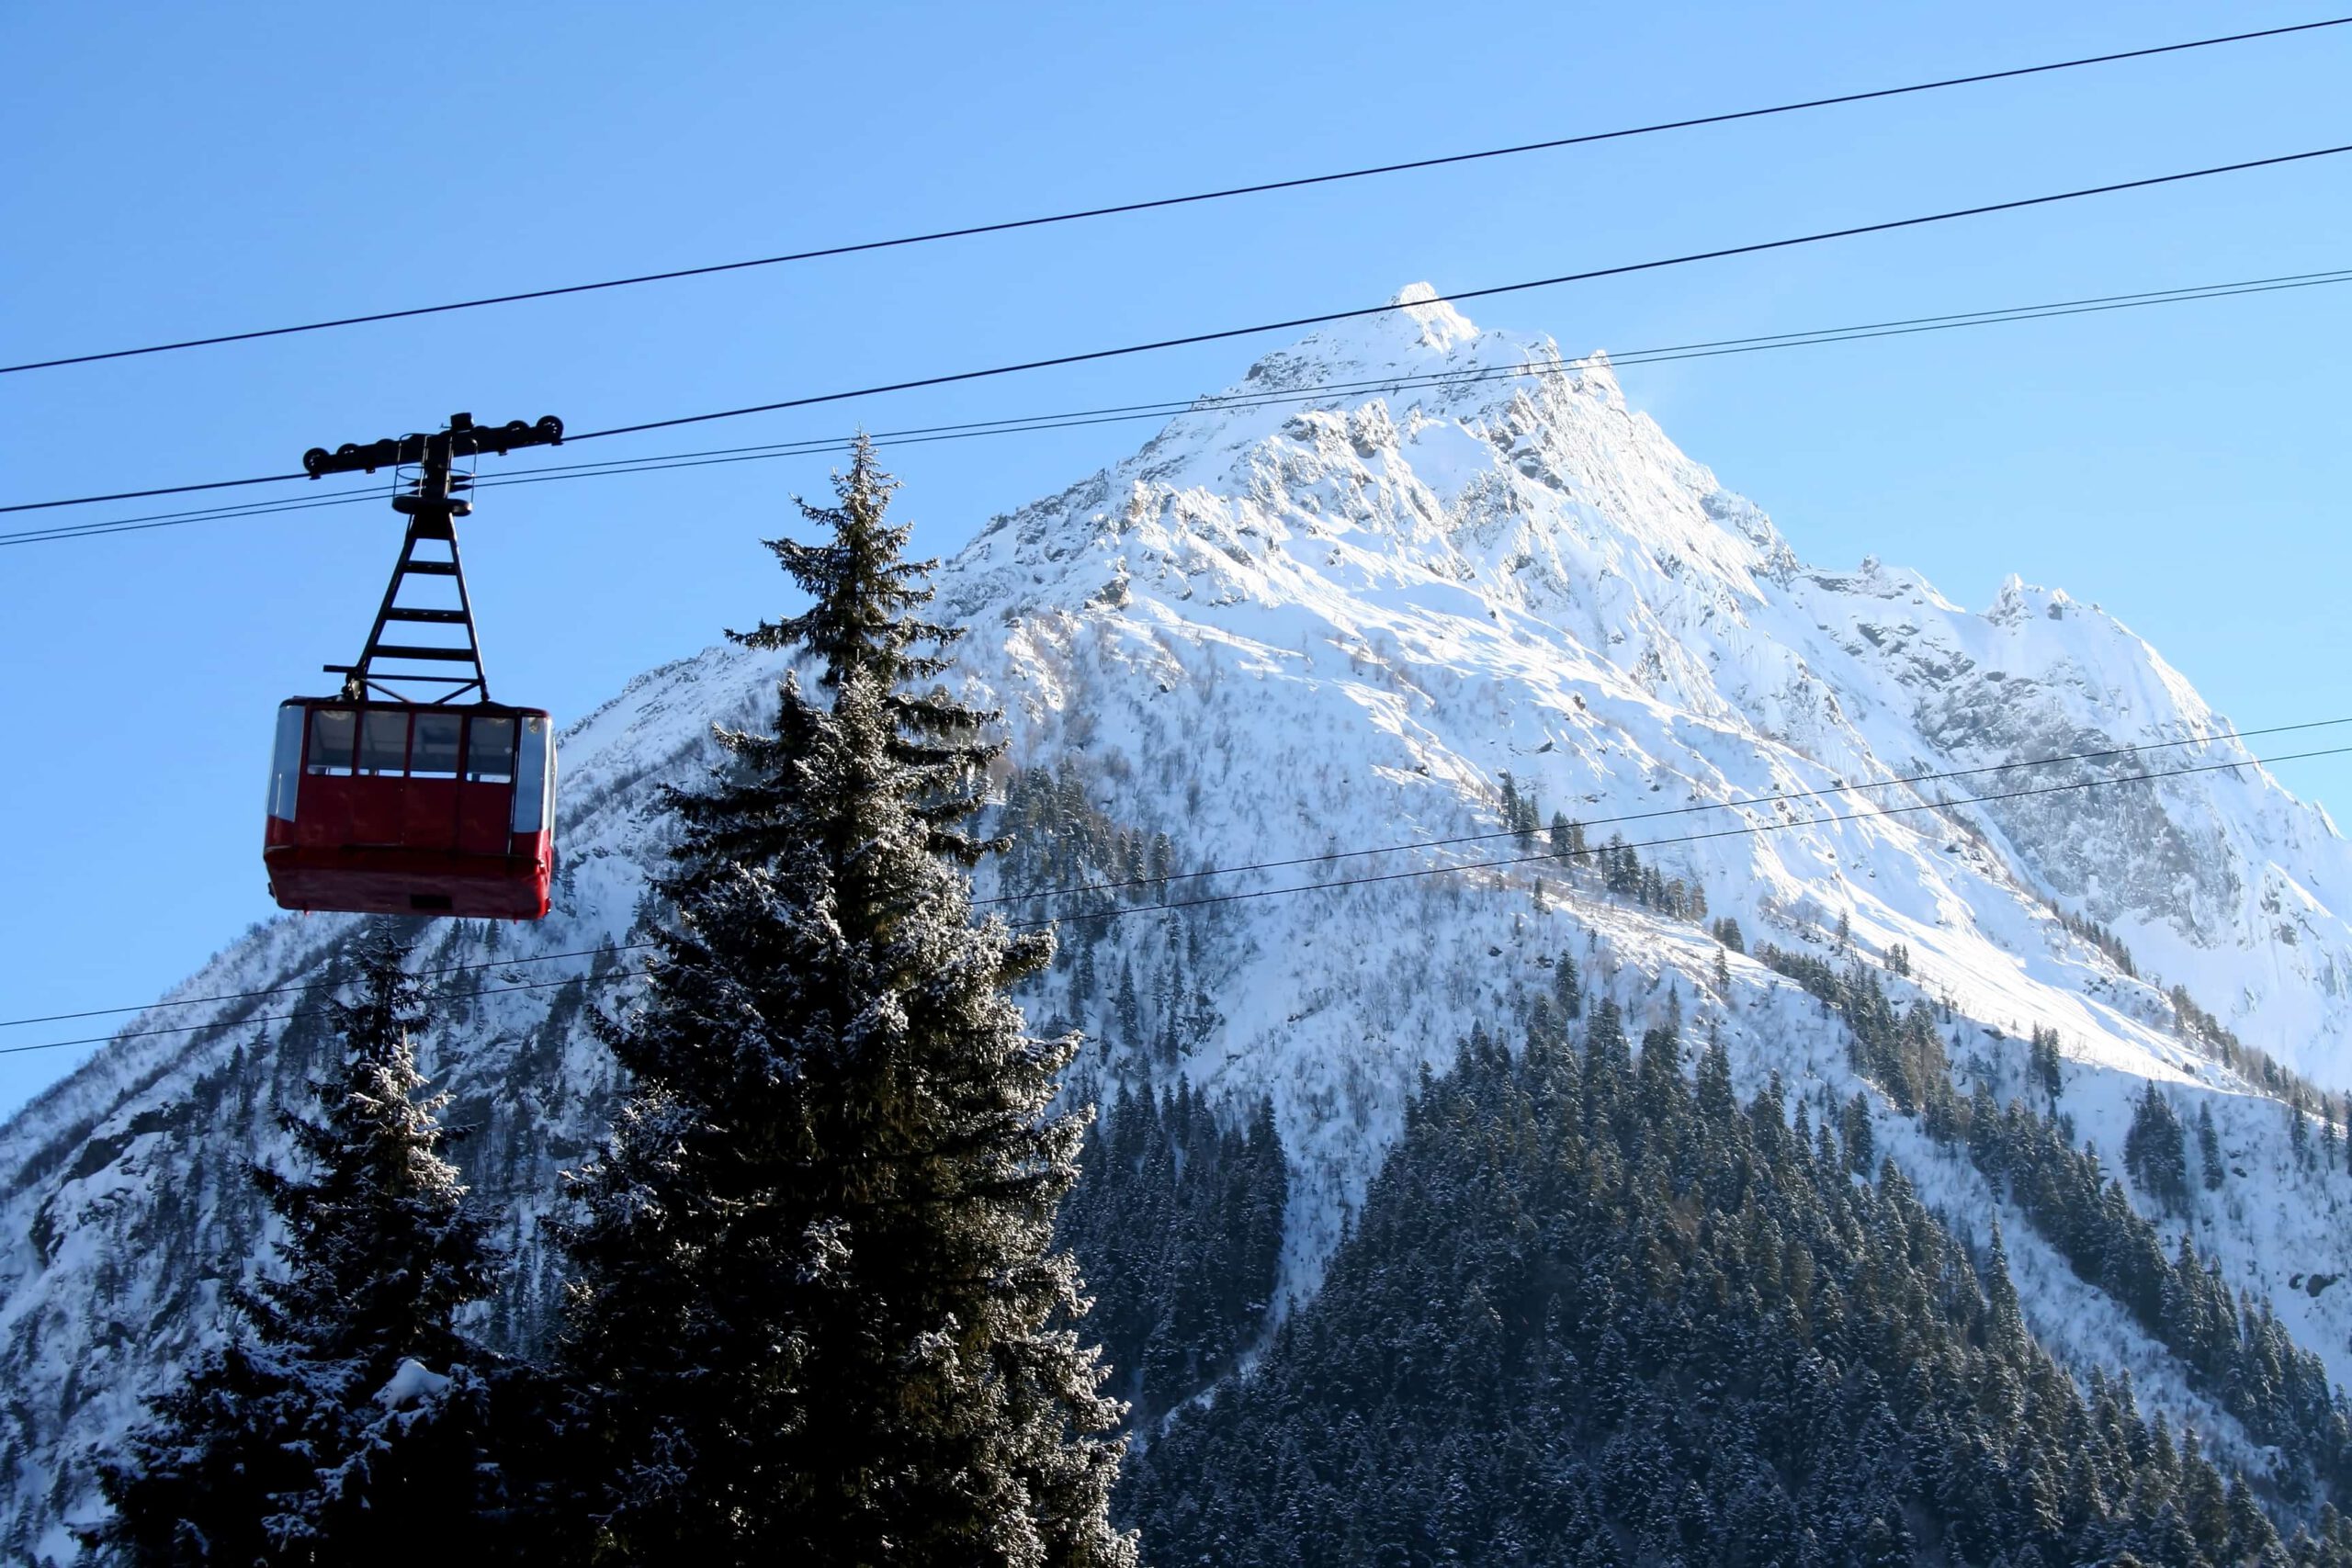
[6,286,2351,1559]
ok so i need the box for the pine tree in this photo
[560,440,1132,1564]
[1498,773,1528,849]
[1843,1091,1875,1173]
[2199,1102,2226,1190]
[95,927,514,1565]
[1072,936,1099,1014]
[1153,945,1186,1066]
[1114,957,1143,1051]
[2124,1084,2192,1216]
[2030,1025,2064,1104]
[1984,1220,2029,1360]
[1553,950,1583,1020]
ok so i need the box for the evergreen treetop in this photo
[93,926,514,1566]
[728,435,994,862]
[245,933,494,1371]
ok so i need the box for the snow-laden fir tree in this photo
[560,438,1132,1564]
[92,926,514,1566]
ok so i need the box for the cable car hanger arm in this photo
[307,412,562,704]
[300,413,563,479]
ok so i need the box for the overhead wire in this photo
[559,143,2352,443]
[5,728,2343,1053]
[12,742,2344,1055]
[4,715,2334,1032]
[7,141,2352,520]
[6,14,2345,378]
[0,940,652,1031]
[6,173,2348,1041]
[0,472,316,513]
[971,714,2352,908]
[0,485,411,548]
[7,263,2351,548]
[0,971,644,1057]
[1028,743,2352,931]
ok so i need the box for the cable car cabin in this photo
[263,699,556,919]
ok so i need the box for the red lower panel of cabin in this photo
[265,827,551,919]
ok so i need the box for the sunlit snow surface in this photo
[6,287,2352,1559]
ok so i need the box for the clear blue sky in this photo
[4,0,2347,1114]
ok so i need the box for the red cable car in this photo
[265,700,555,919]
[263,413,564,920]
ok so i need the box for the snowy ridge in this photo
[5,287,2352,1558]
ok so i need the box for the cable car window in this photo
[308,709,356,776]
[512,716,551,833]
[267,705,306,819]
[358,710,410,776]
[468,716,515,783]
[411,713,463,778]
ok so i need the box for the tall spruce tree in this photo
[560,439,1131,1564]
[93,926,508,1565]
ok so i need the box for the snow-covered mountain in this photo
[7,285,2352,1560]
